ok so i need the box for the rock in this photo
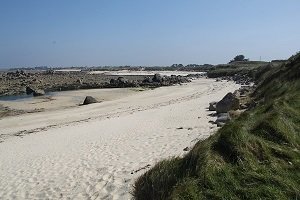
[209,101,217,111]
[26,86,35,95]
[183,147,190,151]
[83,96,98,105]
[217,122,226,127]
[116,77,128,87]
[129,80,139,87]
[110,78,117,85]
[33,89,45,96]
[152,73,162,82]
[142,76,152,83]
[117,77,127,84]
[216,92,240,113]
[215,113,231,123]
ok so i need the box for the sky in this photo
[0,0,300,68]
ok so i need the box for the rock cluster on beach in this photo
[0,71,197,97]
[108,73,191,88]
[215,74,252,85]
[209,86,254,127]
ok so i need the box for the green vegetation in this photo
[207,61,269,78]
[133,53,300,199]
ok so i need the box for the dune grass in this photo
[132,53,300,199]
[206,61,269,79]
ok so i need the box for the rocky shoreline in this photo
[208,85,255,127]
[0,70,204,97]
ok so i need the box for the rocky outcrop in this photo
[208,86,255,127]
[108,74,190,88]
[216,92,239,113]
[211,74,252,86]
[83,96,98,105]
[141,74,190,87]
[0,71,196,97]
[109,77,139,88]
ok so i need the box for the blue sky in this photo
[0,0,299,67]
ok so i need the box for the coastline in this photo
[0,78,240,199]
[0,71,204,118]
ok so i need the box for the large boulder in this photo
[152,73,162,83]
[33,89,45,96]
[216,92,240,113]
[83,96,98,105]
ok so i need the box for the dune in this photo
[0,78,239,199]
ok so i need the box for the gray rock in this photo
[110,79,117,85]
[216,92,240,113]
[117,77,127,84]
[83,96,98,105]
[217,122,226,127]
[142,76,153,83]
[152,73,162,82]
[209,101,217,111]
[216,113,231,123]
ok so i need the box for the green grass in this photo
[206,61,269,79]
[132,53,300,200]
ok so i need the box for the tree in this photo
[233,55,245,61]
[229,55,248,63]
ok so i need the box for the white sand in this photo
[0,78,239,199]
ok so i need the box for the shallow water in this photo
[0,93,53,101]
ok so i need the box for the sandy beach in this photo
[0,78,239,199]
